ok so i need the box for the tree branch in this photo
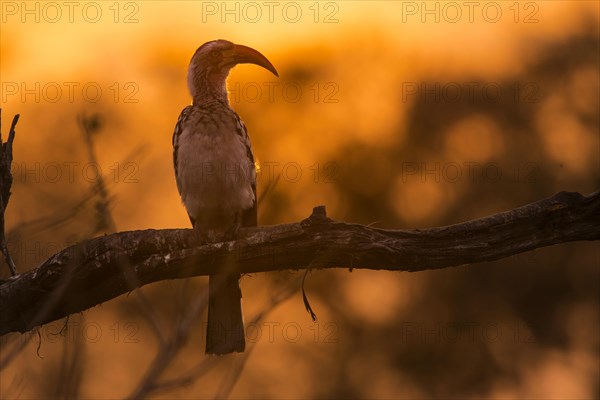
[1,190,599,336]
[0,111,19,276]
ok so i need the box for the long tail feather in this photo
[206,274,245,354]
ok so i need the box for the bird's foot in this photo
[223,223,240,242]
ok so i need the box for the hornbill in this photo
[172,40,278,354]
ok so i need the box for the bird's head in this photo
[187,39,278,104]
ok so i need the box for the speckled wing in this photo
[172,105,193,204]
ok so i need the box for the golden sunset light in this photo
[1,1,598,398]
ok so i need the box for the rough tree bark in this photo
[0,113,19,276]
[1,190,599,336]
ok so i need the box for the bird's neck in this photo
[188,68,230,106]
[192,80,229,106]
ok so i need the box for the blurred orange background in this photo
[1,1,598,398]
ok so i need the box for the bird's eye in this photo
[210,50,220,58]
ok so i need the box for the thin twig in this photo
[0,330,36,370]
[129,285,210,399]
[117,254,167,346]
[78,113,117,234]
[142,273,303,398]
[215,274,302,399]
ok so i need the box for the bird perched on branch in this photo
[172,40,278,354]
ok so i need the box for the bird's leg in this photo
[194,229,210,244]
[223,211,242,241]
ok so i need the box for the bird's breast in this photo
[175,108,256,226]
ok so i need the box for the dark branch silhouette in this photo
[0,112,19,276]
[1,190,599,336]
